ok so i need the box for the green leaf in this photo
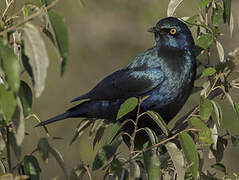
[200,97,213,121]
[143,111,169,136]
[189,117,213,145]
[165,142,186,180]
[130,161,141,178]
[184,15,198,28]
[212,3,223,26]
[199,0,212,10]
[79,0,86,7]
[24,155,41,180]
[49,146,68,179]
[37,138,50,164]
[23,23,49,98]
[48,10,69,76]
[19,81,32,117]
[116,97,138,120]
[0,38,20,92]
[22,7,29,20]
[195,34,214,50]
[0,84,16,122]
[167,0,183,17]
[93,136,122,170]
[201,67,216,78]
[222,0,231,23]
[143,142,161,180]
[179,133,199,180]
[211,163,226,173]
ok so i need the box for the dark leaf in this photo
[231,135,239,147]
[9,132,21,160]
[49,146,68,179]
[211,163,226,173]
[143,142,160,180]
[12,97,25,146]
[116,97,138,120]
[70,120,91,145]
[19,81,32,117]
[93,136,122,170]
[23,23,49,98]
[201,67,216,78]
[211,136,227,162]
[93,126,106,148]
[0,38,20,92]
[24,155,41,180]
[48,11,69,76]
[200,97,213,121]
[143,111,169,136]
[179,132,199,180]
[21,45,34,81]
[141,127,158,145]
[222,0,231,23]
[37,137,50,164]
[189,117,213,145]
[0,84,16,122]
[70,163,87,180]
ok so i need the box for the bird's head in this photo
[148,17,194,50]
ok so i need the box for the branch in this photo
[0,0,59,36]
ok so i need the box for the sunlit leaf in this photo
[216,41,224,62]
[208,119,218,150]
[93,136,122,170]
[89,119,104,136]
[222,0,231,23]
[211,100,222,126]
[49,146,68,179]
[200,97,213,121]
[167,0,183,17]
[38,138,50,164]
[143,142,160,180]
[48,10,69,76]
[0,38,20,92]
[23,23,49,97]
[165,142,186,180]
[199,0,212,10]
[212,3,223,26]
[179,132,199,180]
[24,155,41,180]
[19,81,32,117]
[211,163,226,173]
[12,97,25,146]
[143,127,158,145]
[143,111,169,136]
[116,97,138,120]
[0,84,16,122]
[130,161,141,178]
[201,67,216,78]
[229,12,234,37]
[189,117,213,145]
[196,34,214,50]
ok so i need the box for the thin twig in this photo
[2,0,15,20]
[6,126,12,172]
[0,0,59,36]
[84,165,93,180]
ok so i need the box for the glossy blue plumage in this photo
[36,17,196,130]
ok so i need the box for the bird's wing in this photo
[71,66,164,102]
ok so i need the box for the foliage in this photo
[0,0,238,180]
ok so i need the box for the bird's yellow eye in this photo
[169,28,177,35]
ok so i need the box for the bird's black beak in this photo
[147,26,156,33]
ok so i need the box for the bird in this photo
[36,17,196,145]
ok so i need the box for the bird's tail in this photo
[35,112,70,127]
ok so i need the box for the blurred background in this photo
[13,0,239,179]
